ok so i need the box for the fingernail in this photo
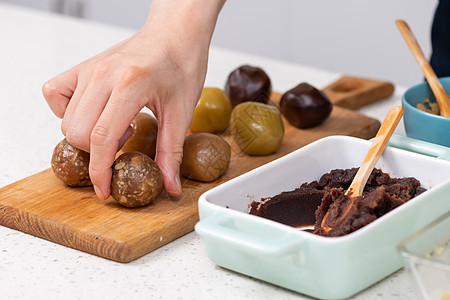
[93,185,105,200]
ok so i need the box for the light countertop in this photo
[0,3,416,299]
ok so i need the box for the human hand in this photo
[42,0,225,199]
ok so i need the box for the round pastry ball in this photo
[225,65,272,107]
[230,102,284,156]
[111,151,163,208]
[189,87,232,133]
[280,82,333,129]
[120,112,158,159]
[180,133,231,182]
[51,138,92,187]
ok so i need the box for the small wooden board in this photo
[0,76,390,262]
[323,75,394,109]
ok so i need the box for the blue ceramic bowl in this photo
[402,77,450,147]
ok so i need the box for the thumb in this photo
[155,108,190,197]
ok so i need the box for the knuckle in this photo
[90,124,112,147]
[172,148,184,165]
[91,60,113,81]
[65,126,90,151]
[118,66,149,91]
[158,146,184,166]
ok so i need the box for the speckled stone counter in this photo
[0,3,415,299]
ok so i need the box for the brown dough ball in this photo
[111,151,163,208]
[51,138,92,187]
[180,133,231,182]
[280,82,332,129]
[225,65,272,107]
[120,112,158,159]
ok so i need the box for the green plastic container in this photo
[195,135,450,299]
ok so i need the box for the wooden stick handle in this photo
[395,19,450,117]
[346,106,404,197]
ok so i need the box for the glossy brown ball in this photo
[111,151,163,208]
[51,138,92,187]
[280,82,332,129]
[225,65,272,107]
[180,133,231,182]
[121,112,158,159]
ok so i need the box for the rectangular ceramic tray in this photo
[195,135,450,300]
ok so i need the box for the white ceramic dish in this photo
[195,135,450,300]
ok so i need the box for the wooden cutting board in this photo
[0,76,393,263]
[322,75,394,109]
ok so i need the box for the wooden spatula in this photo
[317,106,404,235]
[346,106,404,197]
[395,19,450,117]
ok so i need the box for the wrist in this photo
[144,0,225,47]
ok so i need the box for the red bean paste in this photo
[249,168,426,237]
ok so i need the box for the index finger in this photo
[42,65,80,118]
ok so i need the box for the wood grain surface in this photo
[323,75,394,109]
[0,76,389,262]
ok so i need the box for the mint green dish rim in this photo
[195,135,450,300]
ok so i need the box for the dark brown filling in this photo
[248,168,426,237]
[249,188,324,229]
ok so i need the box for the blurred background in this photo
[2,0,438,87]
